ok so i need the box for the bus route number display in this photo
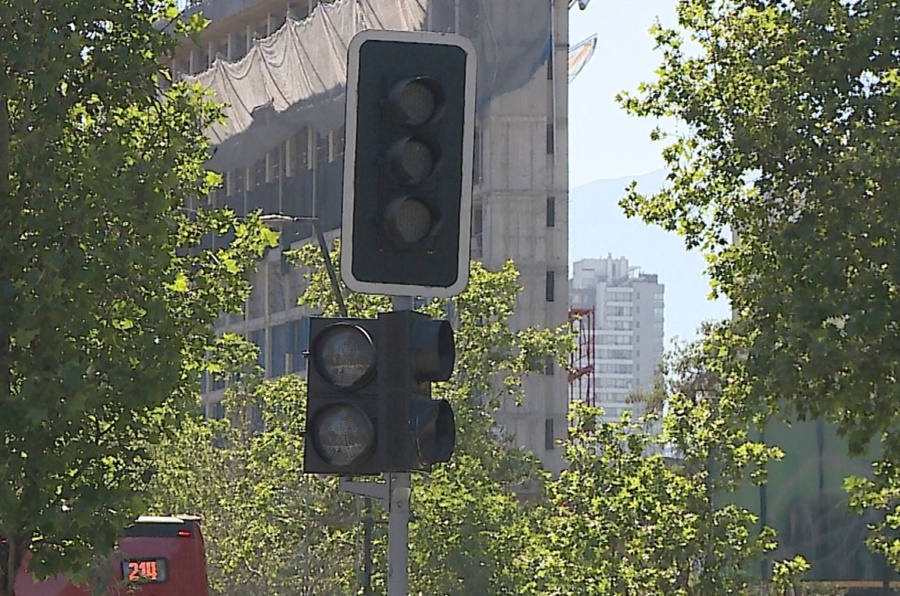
[122,558,169,583]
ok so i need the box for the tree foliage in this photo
[151,239,803,593]
[0,1,276,592]
[517,325,786,595]
[619,0,898,577]
[620,0,898,446]
[149,335,358,595]
[150,245,573,594]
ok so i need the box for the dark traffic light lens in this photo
[312,324,376,389]
[388,137,440,185]
[311,404,375,467]
[384,197,439,245]
[388,77,444,126]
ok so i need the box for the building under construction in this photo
[176,0,570,473]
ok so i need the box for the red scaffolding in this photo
[568,307,596,407]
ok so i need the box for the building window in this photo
[473,126,483,184]
[233,32,248,60]
[268,144,283,182]
[546,196,555,227]
[546,122,555,154]
[251,158,266,188]
[598,334,632,345]
[288,2,308,20]
[234,168,247,194]
[545,270,555,302]
[598,378,632,389]
[315,132,328,169]
[210,401,226,420]
[598,363,633,374]
[607,291,632,302]
[545,418,555,451]
[215,40,228,62]
[330,127,345,163]
[291,127,311,174]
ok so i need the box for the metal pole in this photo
[388,295,413,596]
[309,218,348,316]
[258,213,347,316]
[363,497,373,596]
[387,472,410,596]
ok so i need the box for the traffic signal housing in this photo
[303,317,382,475]
[341,30,477,298]
[379,310,456,472]
[303,312,456,475]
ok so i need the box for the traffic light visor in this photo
[311,323,376,389]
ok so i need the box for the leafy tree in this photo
[149,335,359,595]
[618,0,898,451]
[151,242,573,594]
[618,0,898,574]
[0,1,276,592]
[517,326,786,595]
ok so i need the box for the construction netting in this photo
[183,0,553,173]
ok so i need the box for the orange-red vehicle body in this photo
[14,516,209,596]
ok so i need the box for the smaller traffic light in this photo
[303,317,382,475]
[341,30,477,298]
[303,312,457,475]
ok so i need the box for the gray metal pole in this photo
[388,295,413,596]
[386,472,410,596]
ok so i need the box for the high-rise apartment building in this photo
[174,0,570,473]
[569,256,664,422]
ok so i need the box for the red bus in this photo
[15,516,209,596]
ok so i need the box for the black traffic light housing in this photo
[379,310,456,472]
[304,312,456,475]
[303,317,382,475]
[341,30,477,298]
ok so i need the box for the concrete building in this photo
[569,256,664,422]
[175,0,570,473]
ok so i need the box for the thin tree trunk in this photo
[0,94,19,596]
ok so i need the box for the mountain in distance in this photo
[568,169,731,345]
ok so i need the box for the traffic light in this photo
[303,317,382,475]
[341,30,477,298]
[303,312,456,475]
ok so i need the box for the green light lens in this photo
[384,197,436,245]
[312,404,375,467]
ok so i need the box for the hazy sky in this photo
[568,1,678,186]
[566,1,731,344]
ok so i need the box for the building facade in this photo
[176,0,570,473]
[569,256,664,422]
